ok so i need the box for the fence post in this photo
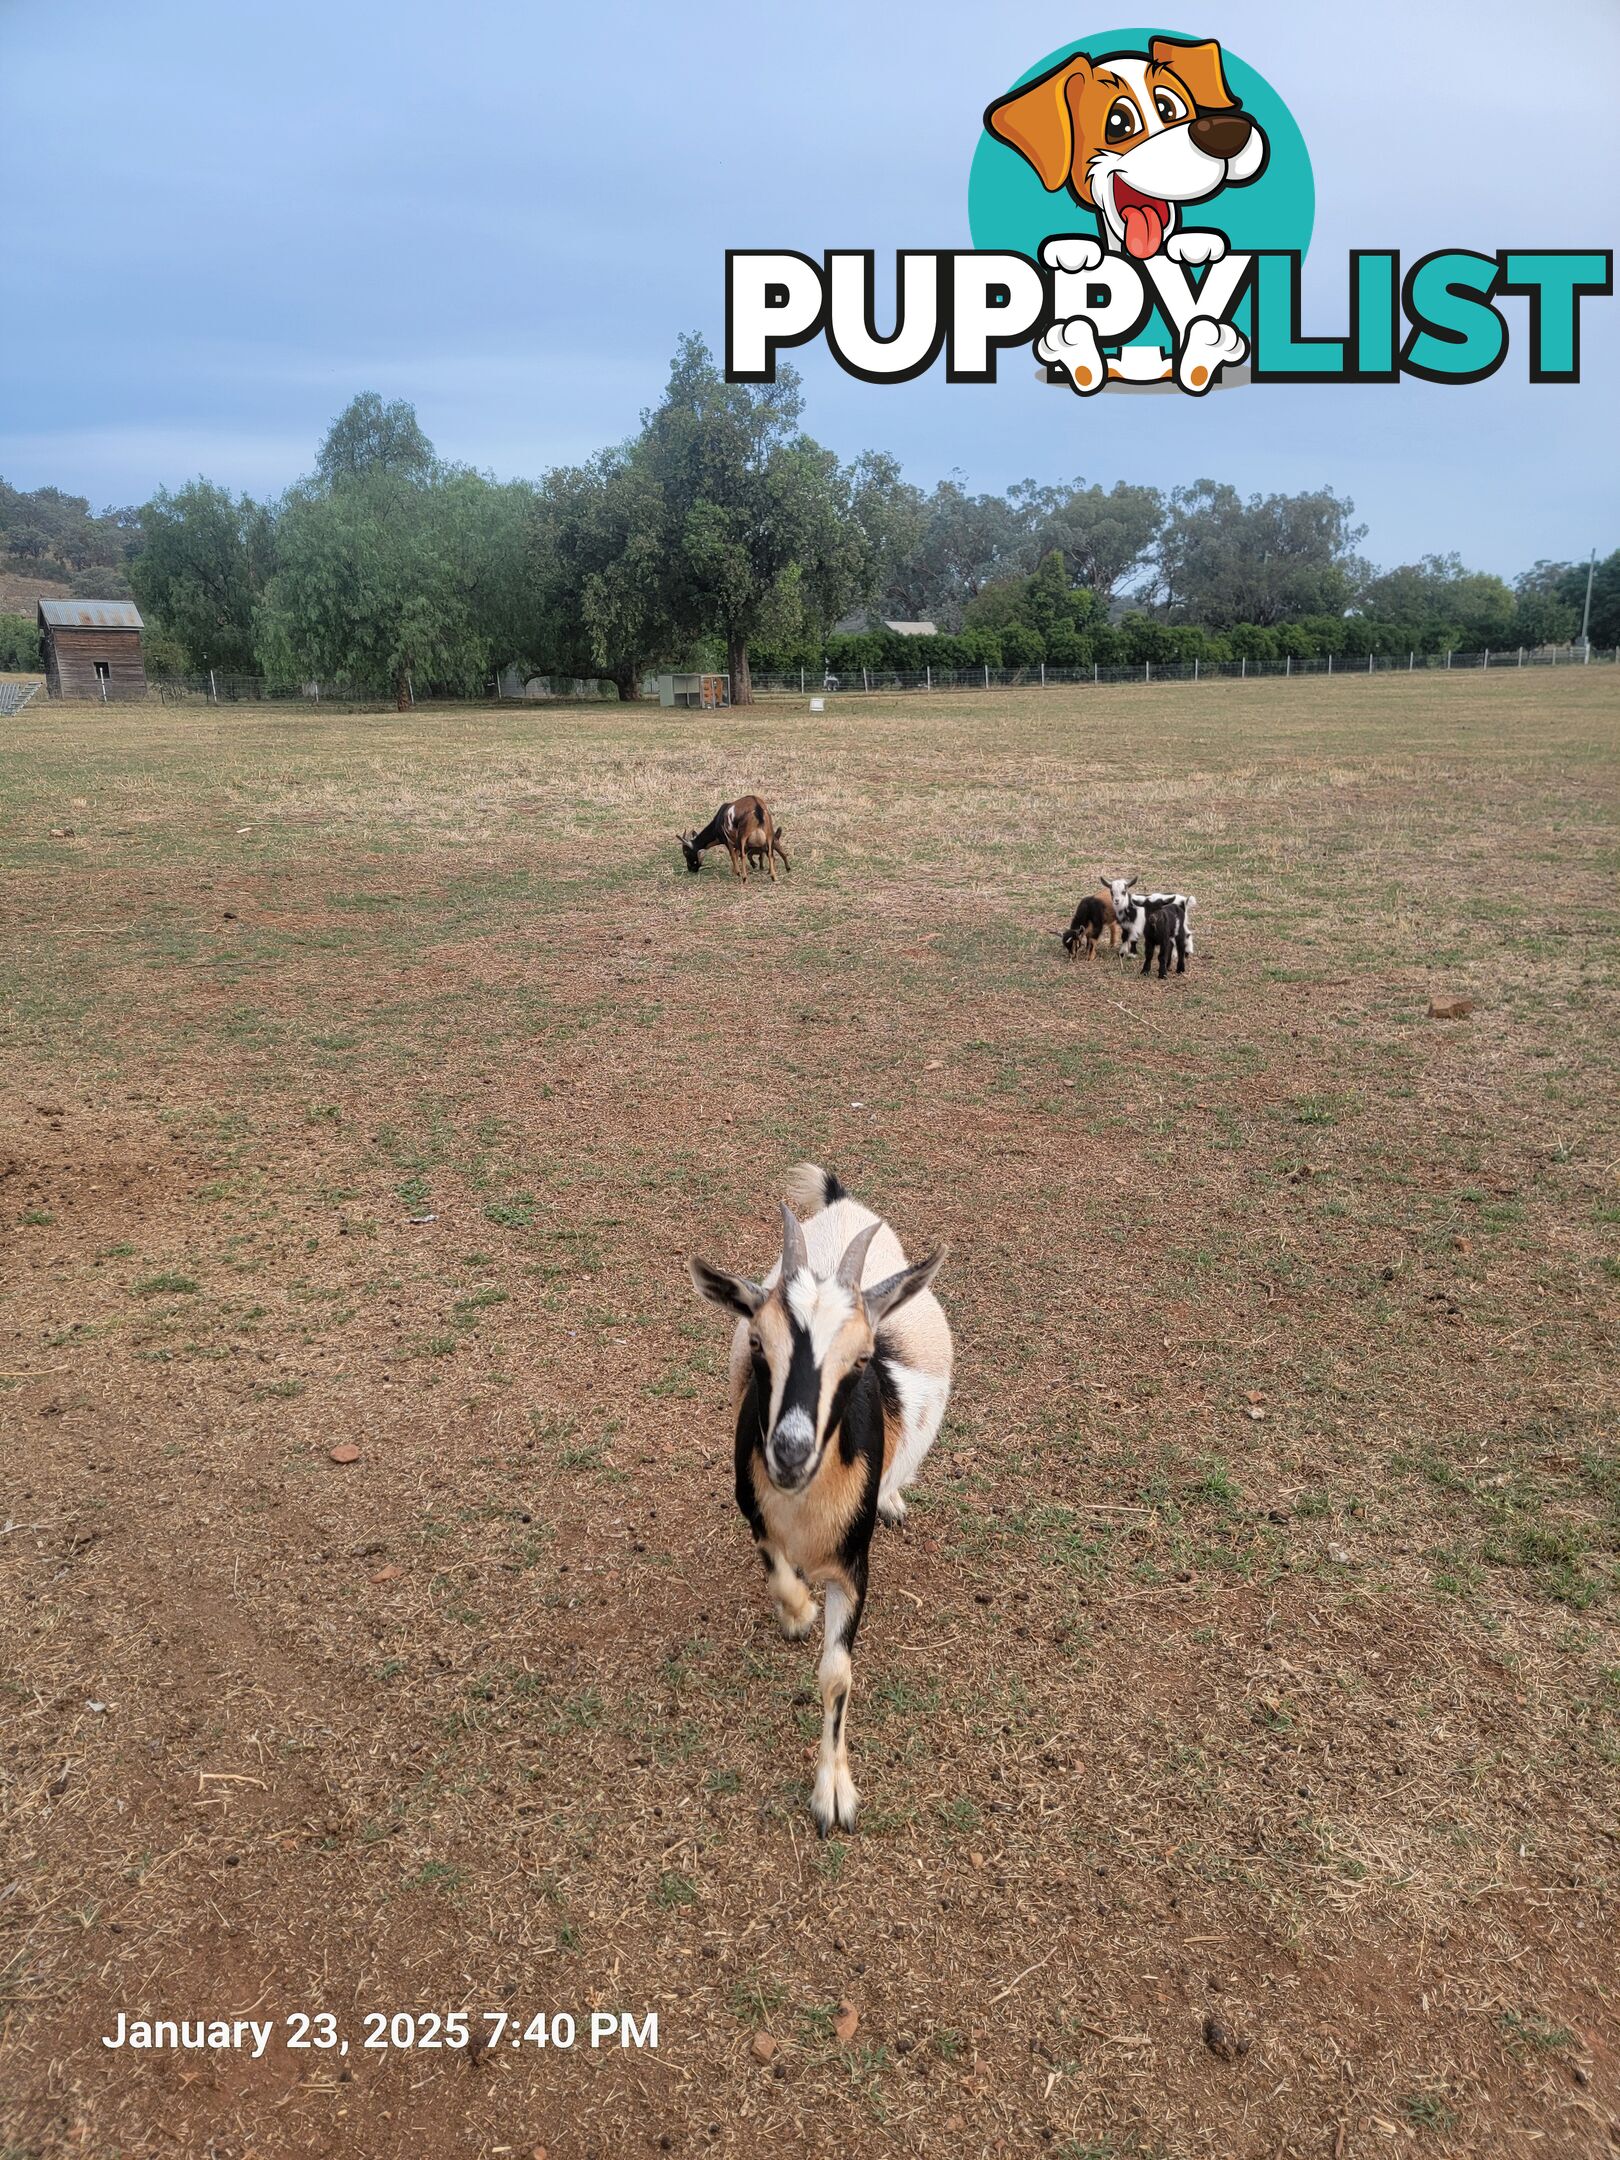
[208,668,218,704]
[1483,648,1489,670]
[800,667,805,693]
[1094,661,1099,685]
[1241,655,1247,679]
[1446,649,1452,670]
[926,665,931,690]
[1040,661,1045,686]
[1408,651,1414,671]
[1327,652,1333,676]
[1584,639,1592,665]
[863,666,869,692]
[1145,660,1151,683]
[1369,651,1374,674]
[1285,653,1291,677]
[1194,657,1199,681]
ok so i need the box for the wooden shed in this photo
[38,598,148,701]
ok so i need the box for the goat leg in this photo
[811,1565,866,1835]
[758,1540,816,1640]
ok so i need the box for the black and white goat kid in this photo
[1104,875,1198,966]
[689,1166,952,1835]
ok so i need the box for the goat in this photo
[678,795,781,881]
[689,1164,952,1835]
[1105,875,1197,961]
[745,819,792,876]
[1060,894,1110,958]
[1140,895,1188,977]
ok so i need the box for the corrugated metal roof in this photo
[38,599,144,629]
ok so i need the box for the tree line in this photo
[0,339,1614,700]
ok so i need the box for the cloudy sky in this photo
[3,0,1615,575]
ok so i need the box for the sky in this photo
[2,0,1616,578]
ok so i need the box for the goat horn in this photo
[834,1219,881,1294]
[779,1202,809,1280]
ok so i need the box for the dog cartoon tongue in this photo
[1114,182,1168,260]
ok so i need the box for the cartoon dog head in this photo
[985,36,1267,260]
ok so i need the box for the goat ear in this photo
[779,1203,809,1281]
[689,1257,767,1317]
[863,1246,948,1326]
[833,1219,881,1294]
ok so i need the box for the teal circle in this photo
[968,28,1313,261]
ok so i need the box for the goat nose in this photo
[1189,111,1252,159]
[771,1412,814,1474]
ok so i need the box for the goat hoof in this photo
[877,1495,907,1528]
[775,1603,816,1641]
[811,1777,859,1837]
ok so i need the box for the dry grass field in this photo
[2,671,1618,2160]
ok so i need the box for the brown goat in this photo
[746,819,792,877]
[679,795,782,882]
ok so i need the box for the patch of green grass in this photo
[655,1871,697,1909]
[1397,2090,1457,2134]
[484,1193,537,1228]
[1498,2009,1574,2054]
[403,1860,465,1897]
[133,1272,198,1296]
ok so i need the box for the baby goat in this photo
[1060,894,1110,958]
[1140,896,1188,976]
[690,1164,952,1835]
[745,819,792,876]
[678,795,781,881]
[1105,875,1198,963]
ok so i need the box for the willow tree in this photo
[256,466,528,705]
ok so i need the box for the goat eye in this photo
[1105,98,1139,142]
[748,1333,763,1356]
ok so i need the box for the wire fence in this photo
[753,645,1620,696]
[141,644,1618,708]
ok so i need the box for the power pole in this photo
[1580,548,1597,656]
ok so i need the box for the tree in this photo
[1010,478,1164,603]
[256,466,525,706]
[314,393,436,490]
[529,450,678,701]
[1358,554,1518,647]
[1155,481,1368,626]
[635,337,871,704]
[1544,551,1620,647]
[130,480,274,673]
[0,479,136,582]
[0,613,41,671]
[877,477,1028,629]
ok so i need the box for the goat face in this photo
[678,830,704,873]
[1103,873,1138,923]
[691,1206,943,1493]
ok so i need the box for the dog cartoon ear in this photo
[983,54,1091,192]
[1150,35,1238,111]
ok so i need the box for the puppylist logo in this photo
[726,27,1612,395]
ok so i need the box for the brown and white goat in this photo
[679,795,781,881]
[690,1164,952,1835]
